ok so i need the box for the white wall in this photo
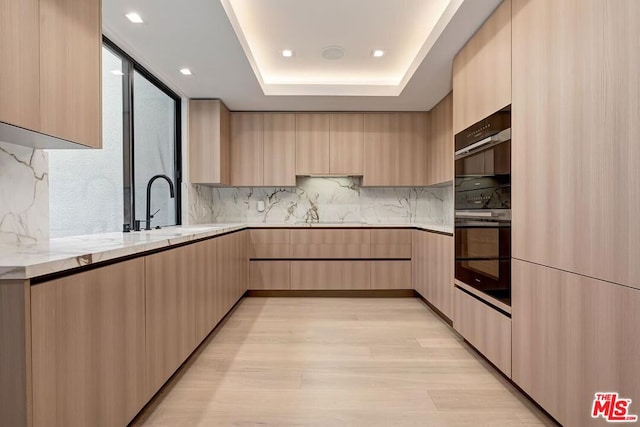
[48,48,124,238]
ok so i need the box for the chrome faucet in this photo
[144,174,175,230]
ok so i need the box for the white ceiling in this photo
[220,0,456,96]
[102,0,503,111]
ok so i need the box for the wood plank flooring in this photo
[132,298,556,427]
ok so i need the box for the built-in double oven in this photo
[454,106,511,307]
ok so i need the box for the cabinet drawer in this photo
[370,229,412,258]
[250,244,290,259]
[370,244,412,259]
[249,229,290,244]
[289,229,370,244]
[453,288,511,377]
[249,261,290,290]
[290,244,370,259]
[370,261,411,289]
[370,229,412,244]
[249,229,290,258]
[290,229,370,258]
[290,261,370,290]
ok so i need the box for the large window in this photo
[49,39,181,237]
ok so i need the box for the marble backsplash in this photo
[0,142,49,244]
[190,177,453,226]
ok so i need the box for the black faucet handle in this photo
[151,208,161,219]
[133,219,150,232]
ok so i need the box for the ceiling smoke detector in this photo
[322,46,345,60]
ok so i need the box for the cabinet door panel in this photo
[290,261,370,290]
[289,229,370,244]
[264,113,296,186]
[412,231,454,319]
[31,259,146,426]
[452,0,511,134]
[363,113,398,186]
[145,245,196,397]
[189,100,230,185]
[427,92,453,185]
[194,239,216,343]
[512,259,640,427]
[370,261,411,289]
[296,113,330,175]
[330,113,364,175]
[231,113,263,186]
[396,113,428,186]
[39,0,101,147]
[453,288,511,377]
[371,229,413,259]
[250,261,290,290]
[0,0,40,130]
[512,0,640,289]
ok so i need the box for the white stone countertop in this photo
[0,223,453,280]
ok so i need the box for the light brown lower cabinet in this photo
[249,261,291,290]
[370,229,412,258]
[194,239,216,343]
[453,288,511,377]
[249,229,290,258]
[370,261,412,289]
[3,231,250,427]
[215,231,248,323]
[412,230,454,319]
[512,259,640,427]
[30,258,146,427]
[289,229,371,259]
[290,261,370,290]
[145,244,198,399]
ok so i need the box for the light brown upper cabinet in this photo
[426,92,453,185]
[397,112,428,186]
[230,112,296,187]
[230,113,264,186]
[511,0,640,288]
[189,100,230,185]
[329,113,364,175]
[0,0,102,149]
[363,112,428,187]
[296,113,330,175]
[296,113,364,176]
[0,0,40,132]
[263,113,296,186]
[452,0,511,134]
[363,113,398,186]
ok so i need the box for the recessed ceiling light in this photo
[372,49,385,58]
[180,68,192,75]
[281,49,294,58]
[110,70,124,76]
[125,12,144,23]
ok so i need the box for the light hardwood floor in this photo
[132,298,556,427]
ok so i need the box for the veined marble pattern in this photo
[208,177,453,226]
[0,224,245,280]
[0,142,49,244]
[0,223,450,280]
[187,184,216,224]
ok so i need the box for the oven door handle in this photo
[455,128,511,158]
[456,211,495,218]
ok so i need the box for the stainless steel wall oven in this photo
[454,106,511,307]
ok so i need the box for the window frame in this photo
[103,36,182,228]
